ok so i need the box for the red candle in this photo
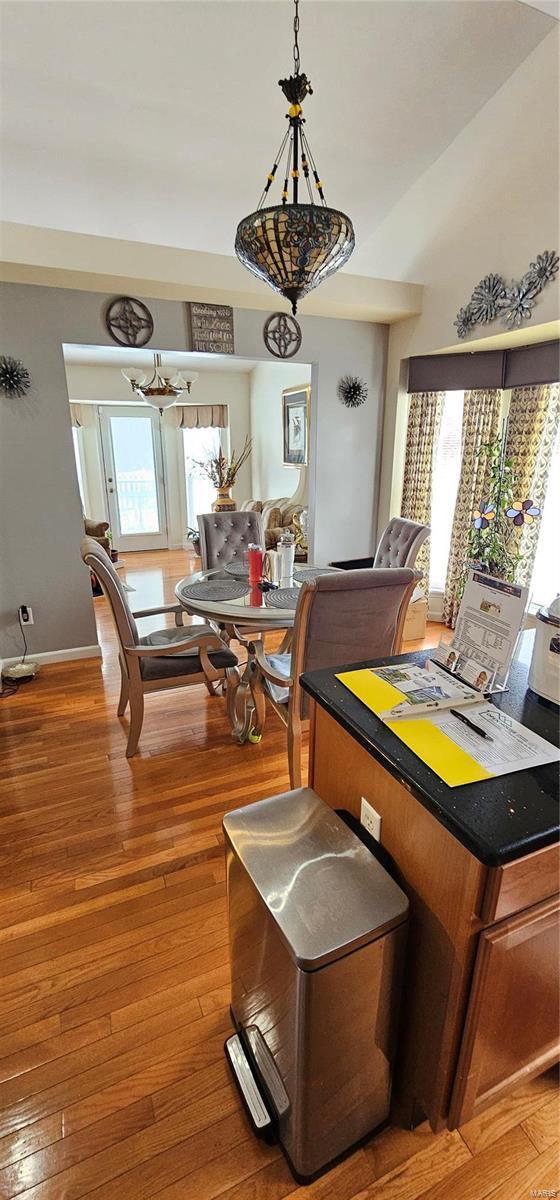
[248,543,263,584]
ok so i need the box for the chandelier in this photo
[121,354,198,412]
[235,0,354,315]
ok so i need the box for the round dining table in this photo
[174,565,334,744]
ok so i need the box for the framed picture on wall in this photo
[282,385,310,467]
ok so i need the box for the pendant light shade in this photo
[235,204,354,315]
[235,0,354,314]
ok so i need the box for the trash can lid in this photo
[223,788,408,971]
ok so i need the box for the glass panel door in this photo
[99,406,168,551]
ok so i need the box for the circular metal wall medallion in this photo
[263,312,302,359]
[105,296,154,348]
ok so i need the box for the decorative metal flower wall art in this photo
[472,503,496,531]
[0,355,32,398]
[337,375,368,408]
[506,499,541,527]
[454,250,558,339]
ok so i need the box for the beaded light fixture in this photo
[235,0,354,315]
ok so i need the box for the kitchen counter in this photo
[303,629,559,1132]
[301,630,559,867]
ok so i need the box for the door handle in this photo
[109,487,115,493]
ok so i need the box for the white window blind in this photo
[530,419,560,609]
[183,426,221,530]
[72,426,87,512]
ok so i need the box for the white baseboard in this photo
[1,644,102,668]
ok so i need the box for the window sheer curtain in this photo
[505,382,560,587]
[400,391,443,581]
[442,389,502,627]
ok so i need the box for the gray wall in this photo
[0,282,387,657]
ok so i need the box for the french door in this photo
[99,406,168,551]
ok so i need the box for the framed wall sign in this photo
[282,385,310,467]
[189,302,235,354]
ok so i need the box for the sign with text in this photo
[189,303,235,355]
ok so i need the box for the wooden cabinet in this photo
[308,700,560,1133]
[450,895,560,1127]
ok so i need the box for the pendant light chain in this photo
[293,0,300,75]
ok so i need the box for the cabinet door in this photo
[449,895,560,1128]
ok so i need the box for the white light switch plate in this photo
[360,797,382,841]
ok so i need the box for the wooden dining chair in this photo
[81,537,239,757]
[247,567,417,787]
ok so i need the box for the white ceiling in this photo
[0,1,555,280]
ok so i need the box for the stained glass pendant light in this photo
[235,0,354,314]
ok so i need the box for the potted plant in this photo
[461,429,541,593]
[185,527,200,554]
[106,528,119,564]
[189,437,252,512]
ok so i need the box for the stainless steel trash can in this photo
[223,787,408,1180]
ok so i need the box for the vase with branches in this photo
[190,436,252,512]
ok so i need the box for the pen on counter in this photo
[450,708,494,742]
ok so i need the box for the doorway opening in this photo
[63,343,314,566]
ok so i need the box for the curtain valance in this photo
[165,404,228,430]
[503,341,560,388]
[407,340,559,394]
[70,403,84,428]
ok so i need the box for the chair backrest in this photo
[291,567,417,716]
[81,536,138,652]
[373,517,430,570]
[197,510,265,570]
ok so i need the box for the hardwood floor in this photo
[0,548,557,1200]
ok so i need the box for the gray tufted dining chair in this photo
[330,518,430,574]
[373,517,430,570]
[197,510,265,572]
[243,566,417,788]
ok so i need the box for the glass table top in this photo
[174,566,339,621]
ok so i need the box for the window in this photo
[72,426,87,512]
[429,392,464,592]
[530,419,560,608]
[183,426,222,530]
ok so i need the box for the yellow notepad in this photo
[336,669,492,787]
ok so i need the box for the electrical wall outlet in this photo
[19,605,34,625]
[360,797,382,841]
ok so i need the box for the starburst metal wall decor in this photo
[337,375,368,408]
[0,355,32,398]
[454,251,559,339]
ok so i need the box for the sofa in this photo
[241,496,305,552]
[84,518,111,553]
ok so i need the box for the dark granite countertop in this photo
[301,631,559,867]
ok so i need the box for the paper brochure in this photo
[336,663,560,787]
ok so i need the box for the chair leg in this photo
[126,687,144,757]
[204,676,218,696]
[287,721,302,789]
[117,666,129,716]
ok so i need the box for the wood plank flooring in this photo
[0,548,557,1199]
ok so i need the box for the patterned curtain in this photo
[505,382,560,587]
[401,391,444,581]
[443,389,502,626]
